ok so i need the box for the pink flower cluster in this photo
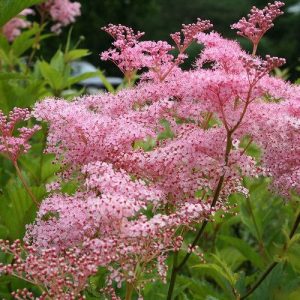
[0,239,103,299]
[231,1,285,50]
[2,2,300,298]
[2,9,34,42]
[101,24,170,80]
[101,20,212,81]
[249,97,300,196]
[170,18,212,51]
[40,0,81,34]
[0,108,40,162]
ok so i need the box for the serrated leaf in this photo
[284,243,300,273]
[0,79,47,112]
[193,263,233,293]
[185,277,226,300]
[211,253,238,286]
[249,264,292,300]
[287,233,300,248]
[218,235,264,269]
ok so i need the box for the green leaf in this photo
[38,61,64,91]
[0,224,9,239]
[19,153,59,185]
[11,23,40,56]
[96,70,115,93]
[67,71,98,86]
[50,49,65,73]
[0,73,26,80]
[0,0,45,28]
[211,253,239,286]
[218,247,248,271]
[250,264,299,300]
[157,119,175,140]
[193,263,232,294]
[0,48,11,65]
[0,183,44,239]
[64,49,90,62]
[0,79,47,112]
[218,235,265,269]
[0,35,10,52]
[181,277,226,300]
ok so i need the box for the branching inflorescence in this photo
[231,1,284,54]
[0,108,41,206]
[0,108,40,163]
[1,2,300,299]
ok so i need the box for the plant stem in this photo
[289,211,300,238]
[167,82,256,298]
[252,43,258,56]
[167,133,232,300]
[167,252,178,300]
[38,126,48,185]
[13,161,39,206]
[241,210,300,299]
[26,11,45,74]
[125,282,134,300]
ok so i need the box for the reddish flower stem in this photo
[13,160,39,207]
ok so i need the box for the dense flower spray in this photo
[2,2,299,299]
[101,19,212,82]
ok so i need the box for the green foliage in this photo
[0,184,44,239]
[0,23,99,112]
[139,178,300,300]
[0,0,102,252]
[0,0,44,27]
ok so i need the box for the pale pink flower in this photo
[231,1,284,49]
[170,18,213,51]
[101,21,212,81]
[4,2,300,297]
[2,9,34,42]
[40,0,81,34]
[0,108,40,162]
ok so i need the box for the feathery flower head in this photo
[170,18,213,51]
[231,1,284,48]
[40,0,81,34]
